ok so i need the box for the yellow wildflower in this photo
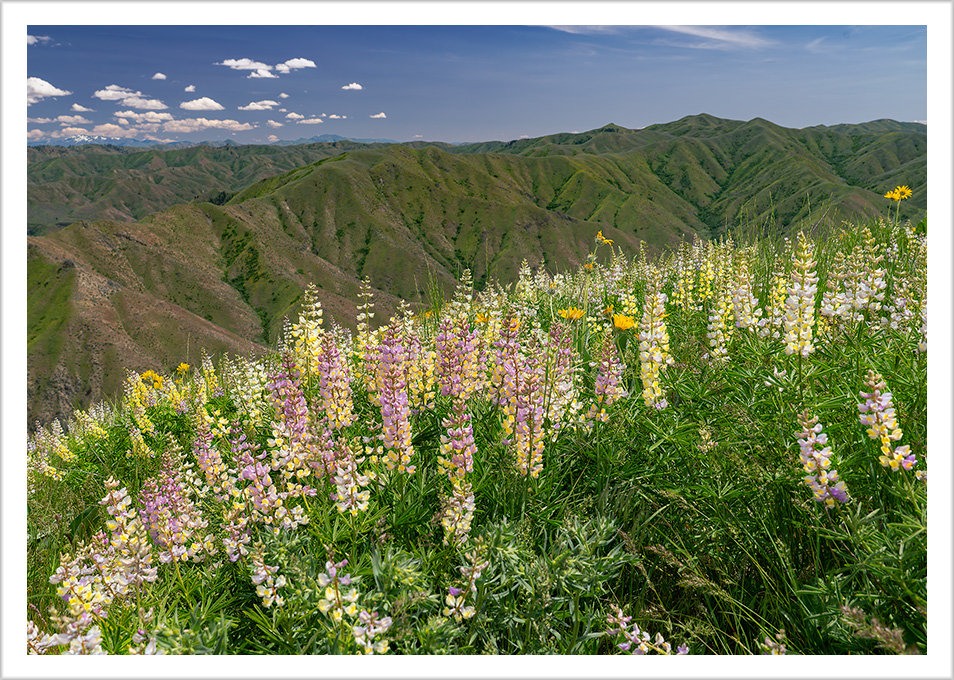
[558,307,585,320]
[612,313,636,331]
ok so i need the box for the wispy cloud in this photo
[654,25,775,50]
[180,97,225,111]
[369,112,387,119]
[545,26,623,36]
[27,117,53,124]
[238,100,279,111]
[151,72,167,80]
[27,77,72,105]
[342,82,363,90]
[27,34,53,46]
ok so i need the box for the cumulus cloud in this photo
[92,85,167,109]
[369,112,387,119]
[278,92,289,99]
[184,85,196,92]
[28,35,53,46]
[218,58,271,72]
[266,120,284,128]
[163,117,255,133]
[27,129,47,141]
[218,57,314,78]
[238,99,279,111]
[114,110,174,123]
[267,134,279,142]
[27,77,72,105]
[57,126,91,137]
[341,82,363,90]
[71,103,94,112]
[55,115,92,125]
[298,118,324,124]
[180,97,225,111]
[275,58,316,73]
[151,72,167,80]
[27,117,53,123]
[327,114,346,119]
[285,112,304,119]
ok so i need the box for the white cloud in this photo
[278,92,289,99]
[369,112,387,119]
[27,77,72,105]
[163,117,255,133]
[275,58,316,73]
[218,58,271,72]
[119,96,167,110]
[184,85,196,92]
[92,84,140,101]
[115,110,174,123]
[298,118,324,124]
[92,123,141,138]
[327,114,342,119]
[412,134,423,138]
[248,69,278,79]
[266,120,284,128]
[27,117,53,124]
[27,129,47,141]
[238,99,279,111]
[92,84,167,109]
[28,35,53,46]
[55,115,92,125]
[654,25,775,50]
[71,103,94,112]
[267,134,279,142]
[180,97,225,111]
[285,112,304,119]
[279,108,288,112]
[56,126,91,137]
[341,82,363,90]
[152,73,167,80]
[545,26,622,36]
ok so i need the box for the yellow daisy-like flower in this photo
[474,312,489,324]
[884,189,899,201]
[895,185,913,200]
[176,362,190,374]
[558,307,585,320]
[584,263,594,270]
[612,313,636,331]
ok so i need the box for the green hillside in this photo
[26,116,927,428]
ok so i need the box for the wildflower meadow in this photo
[26,209,927,656]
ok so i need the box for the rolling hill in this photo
[26,115,927,428]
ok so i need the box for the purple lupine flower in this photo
[587,334,628,424]
[318,332,354,429]
[858,369,916,472]
[796,410,849,507]
[376,322,416,473]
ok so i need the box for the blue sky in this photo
[26,24,927,144]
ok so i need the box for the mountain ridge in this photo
[27,115,927,428]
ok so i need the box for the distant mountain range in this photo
[27,133,401,150]
[27,114,927,427]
